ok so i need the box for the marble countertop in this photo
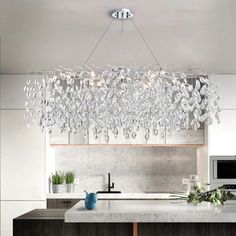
[65,200,236,223]
[47,192,184,200]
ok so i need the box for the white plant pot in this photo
[52,184,64,193]
[66,183,74,193]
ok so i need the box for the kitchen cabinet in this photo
[13,220,133,236]
[0,74,43,109]
[47,199,80,209]
[209,74,236,109]
[70,130,88,144]
[208,110,236,155]
[88,125,166,144]
[88,128,202,145]
[50,129,87,145]
[88,127,149,145]
[13,219,236,236]
[49,129,69,145]
[1,201,46,236]
[166,129,204,145]
[0,110,45,200]
[139,223,231,236]
[51,127,202,145]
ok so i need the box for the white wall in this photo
[1,0,236,73]
[0,75,46,236]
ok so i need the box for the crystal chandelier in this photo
[24,9,220,142]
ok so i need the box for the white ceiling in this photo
[0,0,236,73]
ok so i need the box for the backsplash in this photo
[54,147,197,193]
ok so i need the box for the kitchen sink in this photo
[97,191,122,194]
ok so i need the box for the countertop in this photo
[65,200,236,223]
[15,209,67,220]
[47,192,184,200]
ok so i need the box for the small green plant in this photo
[187,184,233,206]
[65,171,75,184]
[51,171,65,185]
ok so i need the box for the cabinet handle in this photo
[62,201,72,204]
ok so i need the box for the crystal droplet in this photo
[161,132,165,139]
[153,129,158,136]
[131,132,137,139]
[105,135,109,143]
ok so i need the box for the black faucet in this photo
[96,173,121,194]
[108,173,114,192]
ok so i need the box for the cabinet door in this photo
[1,110,45,200]
[0,74,43,109]
[89,127,165,145]
[47,199,58,209]
[166,130,204,145]
[209,110,236,155]
[57,199,79,209]
[69,130,88,144]
[1,201,46,236]
[209,74,236,109]
[89,128,146,144]
[47,199,80,209]
[49,129,69,145]
[50,129,87,145]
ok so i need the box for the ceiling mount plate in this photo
[112,9,134,20]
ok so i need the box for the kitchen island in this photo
[66,200,236,223]
[14,200,236,236]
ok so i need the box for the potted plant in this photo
[65,171,75,193]
[51,171,65,193]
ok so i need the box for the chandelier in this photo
[24,9,220,142]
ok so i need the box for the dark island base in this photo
[13,209,236,236]
[13,220,236,236]
[13,220,132,236]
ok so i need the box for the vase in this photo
[66,184,74,193]
[52,184,64,193]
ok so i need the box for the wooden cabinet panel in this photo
[13,221,236,236]
[14,221,132,236]
[47,199,79,209]
[57,199,79,209]
[190,223,209,236]
[98,223,133,236]
[62,223,81,236]
[79,223,98,236]
[13,219,62,236]
[208,223,236,236]
[172,224,191,236]
[47,199,58,209]
[138,223,172,236]
[139,223,209,236]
